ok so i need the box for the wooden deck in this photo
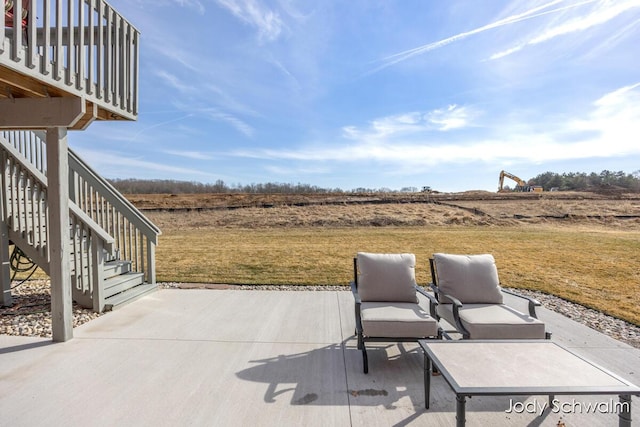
[0,64,118,129]
[1,290,638,426]
[1,0,139,129]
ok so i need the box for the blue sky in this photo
[71,0,640,192]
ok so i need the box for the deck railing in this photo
[0,130,115,307]
[0,134,49,267]
[0,130,159,309]
[1,0,139,119]
[68,147,160,284]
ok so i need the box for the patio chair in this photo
[351,252,441,374]
[429,253,548,340]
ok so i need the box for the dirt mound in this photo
[131,191,640,229]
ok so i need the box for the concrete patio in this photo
[1,289,638,426]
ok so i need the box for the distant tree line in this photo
[109,179,430,194]
[529,170,640,192]
[109,170,640,194]
[108,178,347,194]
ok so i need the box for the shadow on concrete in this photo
[236,340,429,407]
[235,338,526,416]
[0,339,53,354]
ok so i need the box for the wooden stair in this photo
[1,130,160,313]
[4,185,157,312]
[102,260,156,311]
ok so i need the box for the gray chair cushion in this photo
[361,301,438,338]
[433,253,503,304]
[437,303,546,339]
[357,252,418,303]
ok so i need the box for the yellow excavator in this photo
[498,170,543,192]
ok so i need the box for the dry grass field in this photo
[136,191,640,326]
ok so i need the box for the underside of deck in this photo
[0,64,132,129]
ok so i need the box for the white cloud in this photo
[130,0,205,14]
[426,105,477,131]
[225,84,640,167]
[216,0,285,42]
[371,0,639,69]
[130,115,194,141]
[491,0,640,59]
[581,16,640,59]
[74,149,217,179]
[341,105,476,141]
[561,82,640,156]
[209,111,255,137]
[531,0,640,44]
[370,0,573,73]
[204,84,261,117]
[147,39,203,74]
[154,70,196,95]
[148,74,257,138]
[174,0,205,14]
[163,150,215,160]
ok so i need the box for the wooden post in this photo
[0,221,11,307]
[146,240,156,285]
[91,236,105,312]
[47,127,73,342]
[0,146,10,306]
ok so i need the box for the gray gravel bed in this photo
[2,280,638,349]
[505,287,640,348]
[0,280,102,337]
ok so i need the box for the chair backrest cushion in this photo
[356,252,418,303]
[432,253,503,304]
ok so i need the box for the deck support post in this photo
[146,240,156,285]
[47,127,73,342]
[0,221,11,307]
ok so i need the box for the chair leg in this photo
[362,344,369,374]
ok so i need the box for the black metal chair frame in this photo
[351,257,442,374]
[428,258,551,340]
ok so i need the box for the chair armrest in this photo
[429,282,440,296]
[441,293,470,339]
[442,293,463,310]
[415,285,438,318]
[502,288,541,318]
[350,281,363,336]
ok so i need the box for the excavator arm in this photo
[498,170,527,192]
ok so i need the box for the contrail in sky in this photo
[367,0,597,74]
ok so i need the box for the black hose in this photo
[9,245,38,289]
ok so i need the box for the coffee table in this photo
[418,340,640,427]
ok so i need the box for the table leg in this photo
[424,353,431,409]
[619,394,631,427]
[456,394,466,427]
